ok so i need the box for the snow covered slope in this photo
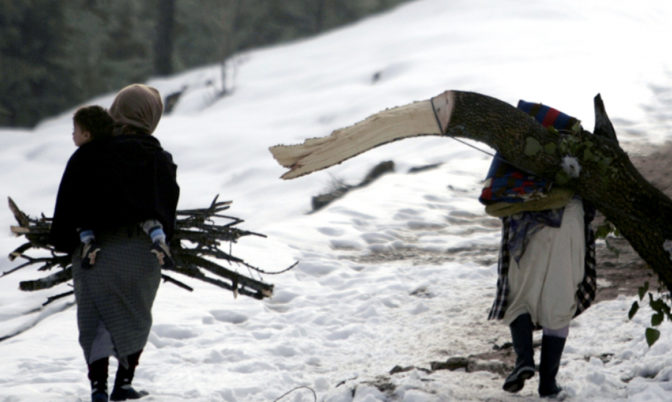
[1,0,672,400]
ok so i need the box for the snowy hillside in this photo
[2,0,672,401]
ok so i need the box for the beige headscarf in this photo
[109,84,163,134]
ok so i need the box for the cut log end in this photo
[10,226,29,235]
[8,197,30,227]
[269,99,442,179]
[430,90,456,133]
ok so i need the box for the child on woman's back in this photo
[71,105,174,269]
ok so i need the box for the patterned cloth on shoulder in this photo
[484,100,597,321]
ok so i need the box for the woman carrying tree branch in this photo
[50,84,180,402]
[479,101,596,398]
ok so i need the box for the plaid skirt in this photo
[72,226,161,365]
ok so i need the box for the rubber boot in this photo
[503,313,535,393]
[538,335,566,398]
[110,350,149,401]
[88,357,109,402]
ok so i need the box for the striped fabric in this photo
[516,100,578,131]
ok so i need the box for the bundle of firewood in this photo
[4,195,295,305]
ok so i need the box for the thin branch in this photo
[161,274,194,292]
[42,290,75,306]
[19,267,72,291]
[273,386,317,402]
[246,260,299,275]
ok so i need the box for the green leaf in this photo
[650,296,665,312]
[524,137,542,156]
[628,301,639,320]
[595,222,615,239]
[570,121,582,135]
[554,170,570,186]
[646,327,661,347]
[638,282,649,300]
[652,312,664,327]
[544,142,557,155]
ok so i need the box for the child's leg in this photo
[141,220,174,269]
[141,220,166,243]
[79,229,95,244]
[78,229,100,269]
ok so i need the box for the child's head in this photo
[72,105,113,147]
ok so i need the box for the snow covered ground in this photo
[2,0,672,400]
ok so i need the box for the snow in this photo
[2,0,672,400]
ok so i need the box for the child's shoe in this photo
[150,240,175,269]
[81,240,101,269]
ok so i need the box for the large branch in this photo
[269,100,441,179]
[269,90,672,292]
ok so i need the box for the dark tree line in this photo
[0,0,408,127]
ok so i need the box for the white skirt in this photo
[503,199,585,329]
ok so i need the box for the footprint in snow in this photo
[209,310,248,324]
[317,227,345,236]
[151,324,200,340]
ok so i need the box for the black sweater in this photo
[50,134,180,254]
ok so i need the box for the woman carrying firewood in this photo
[50,84,180,402]
[479,101,596,398]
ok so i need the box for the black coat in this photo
[50,134,180,254]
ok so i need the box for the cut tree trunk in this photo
[269,90,672,293]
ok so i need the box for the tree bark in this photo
[434,91,672,292]
[270,90,672,292]
[154,0,176,76]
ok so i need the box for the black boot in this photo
[88,357,109,402]
[110,350,149,401]
[503,313,535,393]
[538,335,566,398]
